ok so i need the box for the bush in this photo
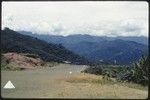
[117,56,149,86]
[130,56,149,85]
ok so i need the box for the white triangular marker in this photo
[3,81,15,89]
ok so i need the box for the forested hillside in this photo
[1,28,89,65]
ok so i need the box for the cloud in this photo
[2,1,148,37]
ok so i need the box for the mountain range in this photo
[18,31,148,65]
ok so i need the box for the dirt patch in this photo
[2,53,45,70]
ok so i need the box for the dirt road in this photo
[1,64,148,99]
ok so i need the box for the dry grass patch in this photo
[66,73,100,82]
[65,73,147,90]
[66,73,115,85]
[59,77,148,99]
[117,82,148,90]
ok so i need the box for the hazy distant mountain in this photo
[1,28,90,65]
[115,36,148,45]
[18,31,148,65]
[65,40,148,64]
[19,31,148,45]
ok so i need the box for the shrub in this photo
[130,56,149,85]
[83,56,149,86]
[117,56,149,86]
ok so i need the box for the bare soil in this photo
[1,64,148,99]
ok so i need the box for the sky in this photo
[2,1,149,37]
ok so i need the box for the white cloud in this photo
[2,1,148,37]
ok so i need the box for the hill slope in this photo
[1,28,89,65]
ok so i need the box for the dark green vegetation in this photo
[23,53,40,59]
[84,56,149,86]
[1,28,90,65]
[123,56,149,86]
[19,31,148,65]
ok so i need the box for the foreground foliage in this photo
[120,56,149,86]
[84,56,149,86]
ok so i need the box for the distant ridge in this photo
[19,31,148,45]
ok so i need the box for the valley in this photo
[1,28,149,99]
[19,31,148,65]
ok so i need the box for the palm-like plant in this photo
[131,56,149,85]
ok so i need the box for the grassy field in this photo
[1,64,148,99]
